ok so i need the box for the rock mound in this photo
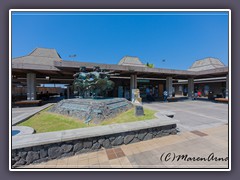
[49,98,133,124]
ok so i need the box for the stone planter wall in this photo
[12,124,177,167]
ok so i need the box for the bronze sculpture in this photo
[73,66,115,98]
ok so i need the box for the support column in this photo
[226,74,229,99]
[166,77,173,97]
[67,86,70,99]
[130,74,137,100]
[27,73,36,100]
[134,74,137,89]
[188,78,194,99]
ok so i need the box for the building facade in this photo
[12,48,229,102]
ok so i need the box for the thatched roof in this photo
[188,58,226,71]
[12,48,62,66]
[118,56,146,67]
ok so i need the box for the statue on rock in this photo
[73,66,115,98]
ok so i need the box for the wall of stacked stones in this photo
[12,124,177,167]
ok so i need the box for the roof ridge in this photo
[188,57,226,71]
[194,57,219,62]
[28,48,38,56]
[28,47,61,59]
[118,56,146,67]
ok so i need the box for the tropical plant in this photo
[146,62,154,68]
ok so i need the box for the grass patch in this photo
[18,107,157,133]
[100,108,156,125]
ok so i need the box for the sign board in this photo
[135,105,144,116]
[137,79,150,83]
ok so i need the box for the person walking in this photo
[197,90,202,97]
[193,90,198,100]
[146,87,150,101]
[163,90,168,102]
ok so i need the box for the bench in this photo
[167,97,178,102]
[14,100,42,107]
[215,98,228,103]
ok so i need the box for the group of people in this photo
[146,87,170,102]
[146,88,169,102]
[193,90,202,100]
[146,87,155,101]
[146,87,204,102]
[163,89,203,102]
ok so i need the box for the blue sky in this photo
[12,11,229,70]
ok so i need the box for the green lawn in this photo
[100,108,156,125]
[18,106,157,133]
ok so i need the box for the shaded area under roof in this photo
[188,58,226,71]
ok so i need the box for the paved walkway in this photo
[143,100,228,132]
[21,124,228,169]
[18,100,228,169]
[12,103,53,125]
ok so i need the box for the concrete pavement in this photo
[16,100,229,169]
[12,103,53,125]
[21,124,228,169]
[143,100,228,132]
